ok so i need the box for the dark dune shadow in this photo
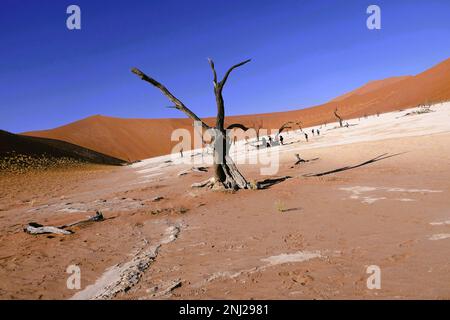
[302,152,406,177]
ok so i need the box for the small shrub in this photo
[274,200,286,213]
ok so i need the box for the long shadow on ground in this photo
[302,152,406,177]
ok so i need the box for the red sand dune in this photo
[329,76,413,102]
[23,58,450,162]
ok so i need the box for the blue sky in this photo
[1,0,450,133]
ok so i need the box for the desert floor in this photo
[1,103,449,299]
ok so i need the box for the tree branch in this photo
[219,59,251,88]
[131,68,210,129]
[226,123,250,131]
[279,121,295,132]
[208,58,218,86]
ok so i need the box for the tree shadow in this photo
[281,207,302,213]
[294,154,319,165]
[302,152,406,177]
[257,176,292,189]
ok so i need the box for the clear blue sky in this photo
[1,0,450,133]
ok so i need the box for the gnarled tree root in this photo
[191,177,216,188]
[191,175,292,191]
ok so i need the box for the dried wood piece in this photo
[24,223,73,235]
[24,211,104,235]
[61,210,104,228]
[191,178,215,188]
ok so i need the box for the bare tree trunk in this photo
[208,58,250,189]
[334,108,343,127]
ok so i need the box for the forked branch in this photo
[226,123,250,131]
[208,58,251,90]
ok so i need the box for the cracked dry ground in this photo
[1,133,450,299]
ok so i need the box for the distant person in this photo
[279,135,284,145]
[317,129,320,135]
[304,133,309,142]
[180,148,184,158]
[261,137,267,148]
[312,129,315,136]
[345,122,349,128]
[268,136,272,146]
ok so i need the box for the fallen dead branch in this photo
[24,211,104,235]
[402,106,435,117]
[24,223,73,235]
[60,210,104,228]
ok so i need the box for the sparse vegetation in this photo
[274,199,286,213]
[0,152,86,175]
[249,180,259,190]
[149,206,189,215]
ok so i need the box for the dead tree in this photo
[277,121,294,137]
[131,59,252,190]
[276,121,302,138]
[334,108,343,127]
